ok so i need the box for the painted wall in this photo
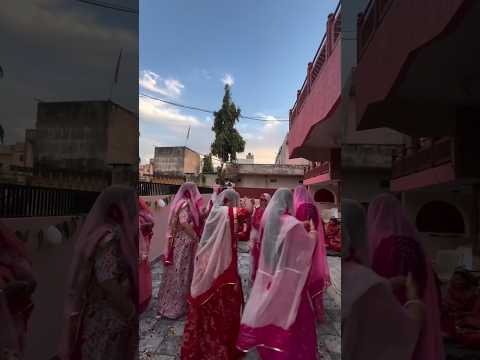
[236,174,303,190]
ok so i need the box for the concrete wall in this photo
[154,147,185,176]
[184,148,201,175]
[106,104,138,166]
[236,174,303,189]
[35,101,109,172]
[342,169,392,204]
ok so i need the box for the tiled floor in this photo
[139,242,341,359]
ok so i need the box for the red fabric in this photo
[236,208,251,242]
[181,207,243,360]
[138,260,152,314]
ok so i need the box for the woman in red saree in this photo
[367,193,444,359]
[58,186,138,360]
[0,221,36,360]
[250,193,271,282]
[293,185,330,323]
[157,182,204,319]
[180,189,243,360]
[139,198,154,313]
[237,188,320,359]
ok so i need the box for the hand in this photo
[405,272,419,301]
[309,219,317,233]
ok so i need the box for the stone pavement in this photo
[139,242,341,359]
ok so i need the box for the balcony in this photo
[288,3,342,161]
[355,0,479,136]
[303,149,341,186]
[390,135,480,192]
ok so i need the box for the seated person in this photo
[325,217,341,252]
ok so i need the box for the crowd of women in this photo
[149,182,331,359]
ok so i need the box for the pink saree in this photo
[367,193,444,360]
[237,188,318,359]
[250,193,271,283]
[139,198,154,313]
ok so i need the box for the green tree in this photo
[211,85,245,174]
[202,154,214,173]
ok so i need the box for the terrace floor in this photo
[139,242,341,359]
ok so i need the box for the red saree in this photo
[181,206,244,360]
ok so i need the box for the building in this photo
[275,134,309,166]
[237,153,255,165]
[224,163,304,198]
[33,100,138,189]
[352,0,480,268]
[154,146,201,177]
[0,141,34,184]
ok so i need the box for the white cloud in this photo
[139,96,205,131]
[139,136,159,165]
[221,73,235,86]
[139,70,184,98]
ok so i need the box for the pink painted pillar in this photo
[326,13,335,56]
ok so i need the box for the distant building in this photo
[154,146,201,177]
[237,152,255,165]
[224,163,304,198]
[275,135,309,166]
[32,100,138,190]
[0,141,34,184]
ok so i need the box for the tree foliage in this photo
[210,85,245,164]
[202,154,214,173]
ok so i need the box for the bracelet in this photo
[404,299,424,308]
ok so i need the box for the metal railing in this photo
[357,0,394,61]
[0,183,100,218]
[391,138,452,179]
[289,2,341,127]
[304,162,331,179]
[136,181,213,197]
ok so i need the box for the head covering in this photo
[138,197,154,260]
[190,189,240,301]
[293,185,330,296]
[341,199,369,264]
[342,198,421,360]
[367,193,444,360]
[167,182,204,234]
[0,221,29,261]
[259,193,271,204]
[59,185,138,358]
[238,189,316,351]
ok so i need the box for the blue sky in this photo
[139,0,337,164]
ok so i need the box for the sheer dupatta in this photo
[237,189,316,352]
[293,185,331,303]
[163,182,204,265]
[139,198,154,313]
[367,193,444,360]
[58,186,138,360]
[190,189,240,305]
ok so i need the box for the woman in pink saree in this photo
[139,198,154,313]
[342,198,426,360]
[181,189,243,360]
[58,186,138,360]
[367,193,444,359]
[237,188,319,359]
[157,182,204,319]
[0,221,36,360]
[250,193,271,282]
[293,185,330,322]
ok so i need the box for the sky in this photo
[140,0,337,164]
[0,0,138,145]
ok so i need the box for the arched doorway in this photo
[416,201,465,234]
[314,188,335,203]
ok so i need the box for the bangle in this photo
[404,299,424,308]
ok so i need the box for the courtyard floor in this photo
[139,242,341,359]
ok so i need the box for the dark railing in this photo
[304,162,330,179]
[290,3,341,128]
[391,138,452,179]
[136,181,213,196]
[0,183,100,218]
[357,0,394,61]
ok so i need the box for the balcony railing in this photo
[391,138,452,179]
[304,162,330,179]
[137,181,213,197]
[0,183,100,218]
[290,3,341,127]
[357,0,394,61]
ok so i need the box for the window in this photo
[416,201,465,234]
[270,179,277,183]
[314,189,335,203]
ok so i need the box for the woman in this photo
[325,218,341,252]
[367,193,444,359]
[139,198,155,313]
[206,185,223,216]
[59,186,138,360]
[0,221,36,360]
[157,182,204,319]
[181,189,243,360]
[236,199,251,243]
[293,185,330,322]
[342,199,426,360]
[237,188,319,359]
[250,193,271,282]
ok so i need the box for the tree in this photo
[211,85,245,173]
[202,154,214,173]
